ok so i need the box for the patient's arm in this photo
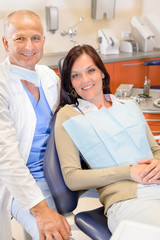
[137,158,160,184]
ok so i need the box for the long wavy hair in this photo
[55,44,111,114]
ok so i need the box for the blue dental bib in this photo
[63,100,153,169]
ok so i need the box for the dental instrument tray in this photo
[115,84,134,97]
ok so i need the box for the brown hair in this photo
[55,44,111,114]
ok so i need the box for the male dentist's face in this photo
[2,13,45,70]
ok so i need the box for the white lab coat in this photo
[0,58,60,239]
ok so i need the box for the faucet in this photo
[60,17,83,46]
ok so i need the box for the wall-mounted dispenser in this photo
[131,16,154,52]
[91,0,116,20]
[45,6,58,34]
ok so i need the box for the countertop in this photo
[131,88,160,114]
[39,49,160,69]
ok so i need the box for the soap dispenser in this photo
[143,76,150,96]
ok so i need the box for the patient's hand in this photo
[130,164,150,184]
[137,158,160,184]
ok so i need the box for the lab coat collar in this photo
[3,58,23,93]
[3,57,58,94]
[35,64,58,89]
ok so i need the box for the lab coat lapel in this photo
[36,65,60,113]
[3,59,36,161]
[10,81,36,160]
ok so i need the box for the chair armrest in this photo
[75,206,111,240]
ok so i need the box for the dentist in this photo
[0,10,71,240]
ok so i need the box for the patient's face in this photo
[70,53,104,106]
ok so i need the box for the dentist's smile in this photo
[21,52,37,57]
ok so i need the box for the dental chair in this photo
[43,118,112,240]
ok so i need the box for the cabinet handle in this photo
[154,135,160,140]
[122,62,144,66]
[146,119,160,122]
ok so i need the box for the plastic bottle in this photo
[143,76,150,96]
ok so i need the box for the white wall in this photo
[141,0,160,16]
[0,0,142,62]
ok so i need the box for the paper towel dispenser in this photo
[45,6,58,34]
[91,0,116,20]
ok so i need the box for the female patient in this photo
[54,44,160,233]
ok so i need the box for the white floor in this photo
[12,197,102,240]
